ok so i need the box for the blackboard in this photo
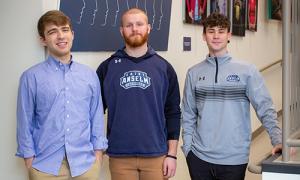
[60,0,172,51]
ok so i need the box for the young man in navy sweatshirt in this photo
[97,8,181,180]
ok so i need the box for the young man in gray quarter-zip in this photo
[181,12,282,180]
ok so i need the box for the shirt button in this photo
[66,128,70,132]
[66,142,69,145]
[67,100,70,104]
[55,68,58,71]
[66,114,70,118]
[65,87,69,90]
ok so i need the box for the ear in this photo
[39,36,47,47]
[71,30,75,40]
[227,32,232,42]
[147,24,151,34]
[120,26,124,37]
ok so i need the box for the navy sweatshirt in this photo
[96,47,181,156]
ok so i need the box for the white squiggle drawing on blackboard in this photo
[77,0,86,24]
[151,0,156,29]
[101,0,109,26]
[157,0,163,30]
[144,0,147,15]
[76,0,164,29]
[90,0,98,25]
[126,0,130,10]
[112,0,120,27]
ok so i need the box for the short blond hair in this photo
[121,8,148,26]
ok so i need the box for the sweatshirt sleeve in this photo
[181,70,198,156]
[247,65,282,146]
[165,63,181,140]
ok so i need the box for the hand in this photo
[163,156,177,178]
[24,157,34,169]
[94,150,103,164]
[271,144,282,155]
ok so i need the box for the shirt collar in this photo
[46,55,77,72]
[206,53,231,66]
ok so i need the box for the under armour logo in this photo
[199,76,205,81]
[115,59,121,63]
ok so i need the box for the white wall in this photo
[0,1,44,179]
[0,0,282,179]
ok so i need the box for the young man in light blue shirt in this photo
[16,10,107,179]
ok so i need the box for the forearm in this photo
[167,140,178,156]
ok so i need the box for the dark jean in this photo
[186,151,248,180]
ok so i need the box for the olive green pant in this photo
[28,158,101,180]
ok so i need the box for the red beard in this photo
[123,32,149,48]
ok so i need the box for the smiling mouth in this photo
[57,42,68,47]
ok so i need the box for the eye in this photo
[125,24,133,28]
[62,28,70,32]
[219,29,226,33]
[207,30,215,33]
[136,22,144,26]
[47,30,56,35]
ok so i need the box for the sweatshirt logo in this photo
[115,58,122,63]
[226,74,240,82]
[120,71,151,89]
[199,76,206,81]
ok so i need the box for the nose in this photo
[213,32,219,39]
[132,24,138,32]
[132,24,138,31]
[57,30,64,39]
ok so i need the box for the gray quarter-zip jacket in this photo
[181,53,282,165]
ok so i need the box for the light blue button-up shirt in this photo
[16,56,108,177]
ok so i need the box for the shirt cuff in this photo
[92,136,108,150]
[15,149,35,159]
[181,145,190,157]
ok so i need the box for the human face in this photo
[40,23,74,62]
[203,26,231,57]
[120,13,150,48]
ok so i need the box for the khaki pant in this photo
[109,156,167,180]
[28,158,101,180]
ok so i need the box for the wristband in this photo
[166,154,177,160]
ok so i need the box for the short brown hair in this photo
[202,13,231,33]
[37,10,72,38]
[121,8,148,26]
